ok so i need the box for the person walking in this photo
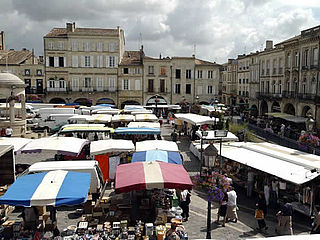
[223,186,238,225]
[255,192,268,232]
[215,192,228,227]
[276,200,293,235]
[180,189,191,221]
[171,130,178,142]
[5,126,12,137]
[311,205,320,234]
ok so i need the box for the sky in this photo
[1,0,320,63]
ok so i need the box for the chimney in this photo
[265,40,273,51]
[39,56,44,63]
[0,31,4,50]
[66,22,75,32]
[159,53,162,59]
[192,54,195,58]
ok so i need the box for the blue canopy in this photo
[0,170,90,207]
[132,150,182,165]
[115,127,161,135]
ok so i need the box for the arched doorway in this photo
[146,96,167,105]
[96,98,115,105]
[260,100,268,115]
[121,100,140,109]
[271,101,281,112]
[49,98,66,104]
[301,105,312,117]
[250,104,258,117]
[283,103,295,115]
[74,98,92,107]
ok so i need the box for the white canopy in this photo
[175,113,218,125]
[215,142,320,185]
[134,114,158,122]
[86,114,112,123]
[196,131,238,142]
[128,122,160,129]
[90,139,134,155]
[111,115,135,122]
[136,140,179,152]
[93,109,120,115]
[0,137,32,153]
[130,110,153,115]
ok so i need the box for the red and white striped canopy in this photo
[115,161,193,193]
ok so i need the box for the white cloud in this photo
[1,0,319,63]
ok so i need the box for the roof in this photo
[0,50,32,65]
[120,51,142,65]
[0,145,13,157]
[45,27,119,38]
[195,58,220,66]
[29,160,98,172]
[275,35,300,46]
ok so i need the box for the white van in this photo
[23,161,104,194]
[35,108,76,119]
[38,114,78,132]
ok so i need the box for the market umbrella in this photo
[20,137,89,156]
[135,140,179,152]
[0,170,90,206]
[114,127,161,135]
[115,161,192,193]
[90,139,135,155]
[132,150,182,165]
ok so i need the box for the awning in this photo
[130,110,153,115]
[132,150,182,165]
[115,161,192,193]
[134,114,158,122]
[86,114,112,123]
[196,131,239,142]
[135,140,179,152]
[0,170,90,206]
[115,127,161,135]
[175,113,218,125]
[111,115,135,122]
[128,122,160,129]
[90,139,134,155]
[60,126,114,134]
[215,142,320,185]
[265,113,308,123]
[0,137,32,154]
[93,109,120,115]
[19,137,89,156]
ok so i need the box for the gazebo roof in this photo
[0,73,25,87]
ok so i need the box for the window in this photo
[135,80,141,90]
[134,68,141,74]
[84,42,90,51]
[97,55,103,68]
[238,79,241,84]
[197,85,202,95]
[97,42,103,52]
[49,57,54,67]
[72,77,79,90]
[58,41,64,50]
[72,41,78,51]
[59,79,65,89]
[123,79,129,90]
[25,69,30,76]
[72,56,78,67]
[85,56,91,67]
[272,81,276,94]
[279,58,283,74]
[186,84,191,94]
[36,69,42,76]
[304,49,309,66]
[25,79,31,94]
[175,84,181,94]
[160,79,165,93]
[295,52,299,67]
[175,69,181,79]
[207,86,213,94]
[148,79,154,92]
[84,77,92,88]
[208,70,213,79]
[48,42,54,50]
[109,42,115,52]
[287,53,291,68]
[124,68,129,74]
[148,66,154,75]
[59,57,64,67]
[109,56,115,67]
[186,69,192,79]
[160,67,166,76]
[97,77,103,90]
[313,48,318,66]
[49,79,55,88]
[239,91,241,95]
[109,77,116,91]
[246,79,248,84]
[279,80,282,94]
[266,60,270,75]
[197,70,203,79]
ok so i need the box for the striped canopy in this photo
[132,150,182,165]
[115,127,161,135]
[0,170,90,207]
[115,161,192,193]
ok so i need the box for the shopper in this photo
[21,206,39,231]
[276,199,293,235]
[5,126,12,137]
[311,205,320,234]
[171,130,178,142]
[165,222,180,240]
[215,192,228,227]
[223,186,238,225]
[180,189,191,221]
[255,192,268,231]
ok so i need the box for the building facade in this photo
[221,59,237,106]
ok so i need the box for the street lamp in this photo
[214,130,228,171]
[306,115,315,133]
[155,94,159,117]
[199,129,208,174]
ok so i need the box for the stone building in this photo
[43,22,124,106]
[237,54,250,105]
[221,59,237,106]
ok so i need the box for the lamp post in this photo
[214,130,228,171]
[306,115,315,133]
[155,94,159,117]
[199,129,208,174]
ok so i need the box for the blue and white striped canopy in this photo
[0,170,90,207]
[132,150,182,165]
[115,127,161,135]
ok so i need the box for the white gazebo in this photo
[0,73,26,136]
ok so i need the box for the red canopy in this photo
[115,161,193,193]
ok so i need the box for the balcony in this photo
[256,92,283,100]
[282,91,297,98]
[297,93,316,101]
[47,87,67,92]
[82,87,93,92]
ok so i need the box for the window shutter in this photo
[128,68,130,74]
[63,57,67,67]
[81,56,85,67]
[46,57,49,67]
[191,70,194,79]
[54,57,59,67]
[90,56,94,68]
[197,86,202,95]
[135,80,141,90]
[122,79,125,90]
[47,80,50,88]
[106,56,110,68]
[115,56,118,67]
[128,79,130,90]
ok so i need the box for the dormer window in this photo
[25,69,30,76]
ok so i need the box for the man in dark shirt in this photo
[276,201,293,235]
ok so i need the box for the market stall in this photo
[58,125,114,140]
[135,140,179,152]
[132,150,182,165]
[174,113,218,125]
[134,114,158,122]
[128,122,160,129]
